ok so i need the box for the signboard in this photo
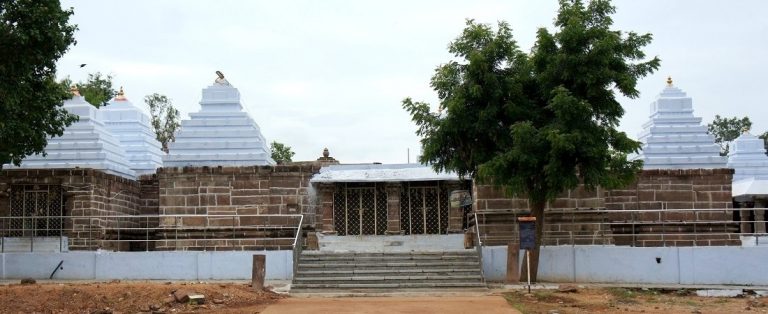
[518,217,536,250]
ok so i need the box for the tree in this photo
[59,72,116,107]
[402,0,659,281]
[77,72,116,107]
[707,115,752,156]
[0,0,78,168]
[760,131,768,155]
[270,141,295,163]
[145,93,180,153]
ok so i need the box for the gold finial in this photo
[666,76,673,86]
[115,86,127,101]
[70,85,81,97]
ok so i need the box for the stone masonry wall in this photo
[472,168,737,247]
[0,169,141,251]
[155,162,323,250]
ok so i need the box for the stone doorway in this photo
[9,184,64,237]
[332,183,387,236]
[400,182,449,235]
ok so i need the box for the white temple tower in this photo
[163,72,275,167]
[635,77,727,169]
[728,132,768,200]
[99,87,164,175]
[6,87,136,179]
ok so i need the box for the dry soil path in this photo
[260,296,520,314]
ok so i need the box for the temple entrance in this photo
[332,183,387,236]
[9,184,64,237]
[400,182,449,235]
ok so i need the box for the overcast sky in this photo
[57,0,768,163]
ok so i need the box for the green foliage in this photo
[145,93,180,153]
[707,115,752,156]
[270,141,295,163]
[77,72,115,107]
[403,0,657,204]
[402,0,659,280]
[0,0,78,168]
[760,131,768,154]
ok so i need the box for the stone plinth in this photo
[5,94,136,179]
[100,91,164,175]
[164,81,274,167]
[636,82,727,169]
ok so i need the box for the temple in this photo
[99,87,164,175]
[636,77,727,169]
[728,131,768,205]
[4,87,136,179]
[163,72,274,167]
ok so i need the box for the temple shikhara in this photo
[1,74,766,288]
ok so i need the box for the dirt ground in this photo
[260,296,518,314]
[501,287,768,314]
[0,281,284,313]
[0,282,766,314]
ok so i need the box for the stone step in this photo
[302,250,477,256]
[294,275,482,282]
[291,282,487,289]
[299,255,477,261]
[297,269,479,276]
[297,261,480,268]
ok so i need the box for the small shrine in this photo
[99,87,164,175]
[5,86,136,179]
[728,131,768,203]
[163,71,275,167]
[636,77,727,169]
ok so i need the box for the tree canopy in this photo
[145,93,180,153]
[77,72,116,107]
[403,0,659,280]
[0,0,78,168]
[707,115,752,156]
[270,141,295,163]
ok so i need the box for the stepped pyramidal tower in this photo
[99,87,164,175]
[636,77,727,169]
[5,86,136,179]
[164,71,275,167]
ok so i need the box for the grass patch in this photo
[607,288,639,304]
[502,293,529,314]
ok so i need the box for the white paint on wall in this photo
[0,251,292,281]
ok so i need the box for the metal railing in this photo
[472,211,485,282]
[292,214,304,277]
[467,208,767,247]
[0,214,305,253]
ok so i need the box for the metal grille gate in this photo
[332,183,387,236]
[9,185,64,237]
[400,182,449,235]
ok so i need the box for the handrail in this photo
[0,214,304,253]
[292,214,304,278]
[473,211,485,283]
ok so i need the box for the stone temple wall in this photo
[154,162,325,250]
[472,168,738,247]
[0,169,141,251]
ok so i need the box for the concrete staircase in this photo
[291,249,486,293]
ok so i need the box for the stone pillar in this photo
[385,183,402,235]
[445,182,465,233]
[317,183,336,234]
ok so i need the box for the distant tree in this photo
[270,141,295,163]
[760,131,768,155]
[76,72,116,107]
[0,0,78,168]
[145,93,180,153]
[403,0,658,281]
[707,115,752,156]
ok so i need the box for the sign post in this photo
[518,216,536,294]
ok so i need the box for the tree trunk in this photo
[520,200,546,282]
